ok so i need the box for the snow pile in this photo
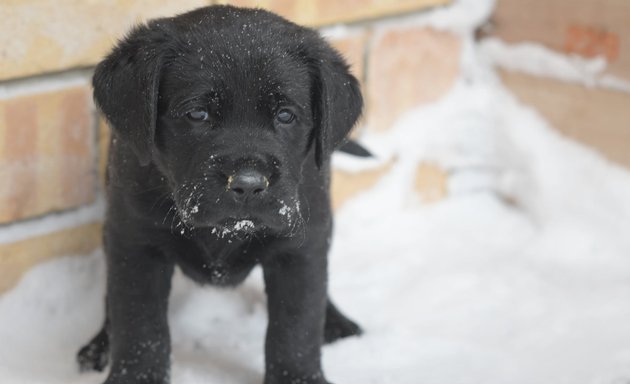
[479,38,630,94]
[327,79,630,384]
[3,0,630,383]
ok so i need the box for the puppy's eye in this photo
[186,110,209,122]
[276,109,295,124]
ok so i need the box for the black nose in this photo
[227,169,269,198]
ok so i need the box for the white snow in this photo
[0,197,105,244]
[233,220,254,231]
[332,149,388,173]
[0,68,91,100]
[480,38,630,94]
[278,204,289,216]
[277,199,300,223]
[364,0,495,37]
[2,1,630,383]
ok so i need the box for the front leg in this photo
[104,240,174,384]
[262,244,330,384]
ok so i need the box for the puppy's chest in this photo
[170,234,258,286]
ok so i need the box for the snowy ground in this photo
[2,1,630,384]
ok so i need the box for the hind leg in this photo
[77,301,110,372]
[77,324,109,372]
[324,299,362,344]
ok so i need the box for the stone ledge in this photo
[0,222,102,293]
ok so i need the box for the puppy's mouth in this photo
[210,217,260,237]
[178,210,261,231]
[174,197,302,238]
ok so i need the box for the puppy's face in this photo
[155,40,313,234]
[93,6,363,236]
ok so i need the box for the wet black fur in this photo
[77,5,363,384]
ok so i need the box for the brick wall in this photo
[0,0,458,292]
[484,0,630,169]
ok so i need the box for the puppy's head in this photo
[94,6,362,235]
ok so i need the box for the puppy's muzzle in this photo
[227,169,269,200]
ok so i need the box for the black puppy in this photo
[77,5,364,384]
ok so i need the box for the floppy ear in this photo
[308,43,363,168]
[93,21,170,166]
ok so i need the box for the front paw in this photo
[264,371,331,384]
[104,379,168,384]
[103,370,169,384]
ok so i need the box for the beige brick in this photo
[331,160,394,210]
[328,31,370,137]
[99,118,111,188]
[214,0,450,26]
[328,31,370,85]
[0,223,102,293]
[366,27,461,132]
[332,160,448,210]
[415,162,448,203]
[0,86,96,223]
[501,70,630,169]
[0,0,209,81]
